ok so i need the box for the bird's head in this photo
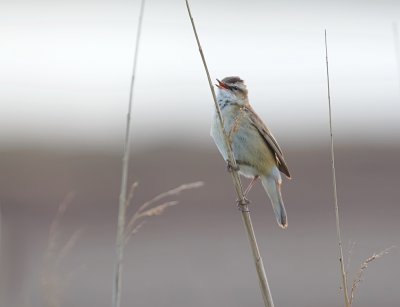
[215,76,249,106]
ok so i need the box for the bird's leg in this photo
[226,159,240,172]
[243,175,260,197]
[236,176,259,212]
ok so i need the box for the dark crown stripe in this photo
[222,76,243,84]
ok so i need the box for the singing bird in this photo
[211,76,291,229]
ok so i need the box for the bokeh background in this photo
[1,0,399,306]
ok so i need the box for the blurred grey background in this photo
[0,0,399,306]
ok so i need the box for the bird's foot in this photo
[226,159,240,173]
[237,197,250,212]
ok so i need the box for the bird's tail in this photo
[261,174,288,229]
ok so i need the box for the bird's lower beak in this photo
[215,79,229,90]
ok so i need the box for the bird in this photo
[211,76,291,229]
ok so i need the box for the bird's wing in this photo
[246,105,291,179]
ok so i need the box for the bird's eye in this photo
[231,86,238,91]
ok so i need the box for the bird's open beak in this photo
[215,79,229,90]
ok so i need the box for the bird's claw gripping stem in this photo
[237,197,250,212]
[226,159,240,172]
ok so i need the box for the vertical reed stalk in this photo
[112,1,145,307]
[324,30,350,307]
[185,1,275,306]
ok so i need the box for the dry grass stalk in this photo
[349,246,396,306]
[137,201,178,217]
[112,0,145,306]
[325,30,394,307]
[55,229,83,268]
[46,192,76,261]
[124,181,204,245]
[42,193,83,307]
[135,181,204,214]
[124,201,179,241]
[324,29,350,307]
[185,1,275,306]
[125,181,139,209]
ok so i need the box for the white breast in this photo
[210,104,238,161]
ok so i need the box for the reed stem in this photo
[324,29,350,307]
[185,1,275,306]
[112,1,145,306]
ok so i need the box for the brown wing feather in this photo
[246,105,291,179]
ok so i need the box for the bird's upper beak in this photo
[215,79,229,90]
